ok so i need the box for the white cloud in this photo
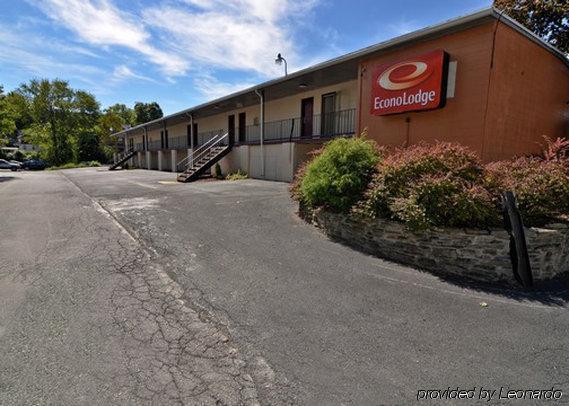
[387,18,421,37]
[23,0,326,98]
[0,26,104,85]
[27,0,188,76]
[192,73,256,100]
[143,0,320,77]
[112,65,155,82]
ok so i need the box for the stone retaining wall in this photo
[300,206,569,285]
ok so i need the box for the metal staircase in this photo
[176,132,231,182]
[109,148,136,171]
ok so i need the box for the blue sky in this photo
[0,0,491,114]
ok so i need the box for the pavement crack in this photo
[60,171,262,406]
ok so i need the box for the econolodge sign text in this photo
[371,49,449,115]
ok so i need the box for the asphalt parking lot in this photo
[1,168,568,405]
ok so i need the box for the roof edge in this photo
[114,6,568,137]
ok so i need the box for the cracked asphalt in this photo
[1,168,569,405]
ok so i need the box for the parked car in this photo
[9,160,22,169]
[0,159,19,171]
[22,159,47,170]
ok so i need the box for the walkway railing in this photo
[241,108,356,144]
[135,109,355,153]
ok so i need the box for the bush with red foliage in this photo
[355,143,500,229]
[542,136,569,163]
[486,157,569,226]
[294,140,569,229]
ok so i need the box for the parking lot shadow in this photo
[434,271,569,308]
[0,176,18,183]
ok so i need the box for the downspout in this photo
[186,112,194,167]
[162,120,168,149]
[144,126,148,151]
[255,89,265,178]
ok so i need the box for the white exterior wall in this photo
[214,142,317,182]
[264,80,359,122]
[121,79,358,180]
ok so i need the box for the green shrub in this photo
[486,158,569,226]
[295,139,569,229]
[356,143,501,229]
[296,137,380,211]
[226,170,248,181]
[47,160,101,170]
[214,162,223,179]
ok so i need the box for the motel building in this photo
[112,7,569,182]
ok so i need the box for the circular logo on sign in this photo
[378,61,433,91]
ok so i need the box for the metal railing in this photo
[169,135,189,150]
[241,108,356,144]
[135,143,144,152]
[148,140,161,151]
[175,132,228,172]
[113,146,135,164]
[129,109,355,154]
[196,129,224,147]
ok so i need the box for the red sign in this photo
[370,49,448,116]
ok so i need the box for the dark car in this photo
[0,159,19,171]
[22,159,47,170]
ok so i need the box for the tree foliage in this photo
[134,101,163,125]
[18,79,88,164]
[494,0,569,53]
[0,86,16,145]
[1,78,162,166]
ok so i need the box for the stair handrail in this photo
[114,146,135,164]
[176,133,221,171]
[176,132,228,172]
[190,132,228,168]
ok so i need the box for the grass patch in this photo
[226,170,248,181]
[47,161,102,171]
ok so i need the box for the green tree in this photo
[134,101,163,125]
[18,79,102,165]
[106,103,135,127]
[494,0,569,53]
[0,86,16,145]
[5,90,33,132]
[77,131,103,162]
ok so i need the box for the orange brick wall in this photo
[358,22,495,155]
[357,20,569,162]
[482,23,569,161]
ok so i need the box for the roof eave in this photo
[113,6,568,137]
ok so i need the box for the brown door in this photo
[238,112,246,143]
[228,115,235,146]
[301,97,314,138]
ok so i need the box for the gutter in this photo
[112,6,567,138]
[255,89,265,178]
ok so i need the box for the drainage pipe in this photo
[255,88,265,178]
[187,113,194,167]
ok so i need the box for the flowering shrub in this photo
[294,137,380,211]
[542,136,569,163]
[293,140,569,229]
[355,143,500,229]
[486,158,569,225]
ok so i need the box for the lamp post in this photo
[275,53,287,76]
